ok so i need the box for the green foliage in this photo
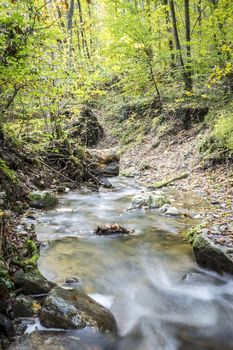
[214,112,233,151]
[28,191,58,209]
[14,239,39,268]
[0,263,14,290]
[0,158,17,182]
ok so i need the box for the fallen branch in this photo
[149,172,189,189]
[40,160,78,186]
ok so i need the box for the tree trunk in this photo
[76,0,91,59]
[162,0,175,67]
[67,0,75,68]
[184,0,193,89]
[169,0,192,91]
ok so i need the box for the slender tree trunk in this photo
[184,0,193,88]
[162,0,175,67]
[76,0,91,59]
[67,0,74,68]
[169,0,192,90]
[197,0,202,35]
[87,2,93,54]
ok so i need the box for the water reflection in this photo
[37,177,233,350]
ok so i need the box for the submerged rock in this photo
[187,227,233,274]
[131,192,170,209]
[28,191,58,209]
[12,269,55,295]
[40,286,117,333]
[94,224,133,236]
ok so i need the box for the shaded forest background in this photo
[0,0,233,168]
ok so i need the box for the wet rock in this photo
[65,277,80,284]
[160,204,171,213]
[9,330,116,350]
[40,286,117,333]
[131,192,170,209]
[187,228,233,274]
[13,295,36,318]
[13,321,27,336]
[94,224,133,236]
[12,269,55,295]
[165,207,181,216]
[98,177,112,189]
[28,191,58,209]
[0,314,15,338]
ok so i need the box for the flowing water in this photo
[36,177,233,350]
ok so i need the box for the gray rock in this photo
[160,204,172,213]
[12,269,55,295]
[131,192,170,209]
[165,207,181,216]
[90,148,120,177]
[40,286,117,333]
[0,199,4,206]
[13,294,36,318]
[187,228,233,274]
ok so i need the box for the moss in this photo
[150,173,189,189]
[15,239,39,268]
[0,158,17,182]
[28,191,58,209]
[186,224,204,244]
[0,266,14,290]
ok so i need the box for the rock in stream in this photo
[40,286,118,334]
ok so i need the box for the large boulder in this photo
[40,286,117,334]
[12,269,55,295]
[89,148,120,177]
[131,192,170,209]
[28,191,58,209]
[187,226,233,274]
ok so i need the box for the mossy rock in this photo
[12,269,55,295]
[15,239,39,268]
[40,286,117,334]
[28,191,58,209]
[131,192,170,209]
[187,226,233,274]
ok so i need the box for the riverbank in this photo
[119,124,233,272]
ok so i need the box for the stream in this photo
[35,177,233,350]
